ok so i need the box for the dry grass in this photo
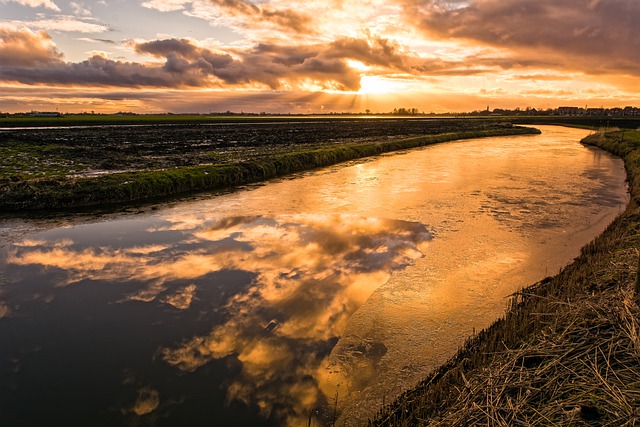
[422,289,640,426]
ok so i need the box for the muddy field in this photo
[0,119,504,178]
[0,118,539,210]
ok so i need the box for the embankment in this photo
[0,126,538,211]
[370,129,640,425]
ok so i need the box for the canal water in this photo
[0,126,628,426]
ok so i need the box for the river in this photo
[0,126,629,426]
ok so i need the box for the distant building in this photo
[28,111,62,117]
[556,106,640,117]
[585,108,605,116]
[558,106,582,116]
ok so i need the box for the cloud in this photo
[142,0,314,33]
[0,33,368,90]
[1,0,60,11]
[0,26,63,67]
[134,38,341,89]
[329,35,413,71]
[508,73,573,82]
[141,0,190,12]
[226,41,360,90]
[3,16,112,33]
[69,1,93,17]
[0,26,549,92]
[401,0,640,75]
[208,0,313,33]
[77,37,117,45]
[0,32,222,88]
[0,54,201,87]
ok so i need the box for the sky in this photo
[0,0,639,114]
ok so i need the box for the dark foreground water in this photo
[0,126,628,426]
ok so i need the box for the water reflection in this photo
[2,214,430,426]
[0,126,629,426]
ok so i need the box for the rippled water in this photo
[0,126,628,426]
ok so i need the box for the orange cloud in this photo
[0,26,62,67]
[1,32,424,91]
[142,0,314,34]
[208,0,314,33]
[401,0,640,76]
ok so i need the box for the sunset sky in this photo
[1,0,639,114]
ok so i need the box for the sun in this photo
[358,75,407,94]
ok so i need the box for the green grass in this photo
[513,116,640,129]
[583,129,640,206]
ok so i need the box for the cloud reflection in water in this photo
[160,215,430,424]
[7,214,431,425]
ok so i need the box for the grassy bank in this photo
[512,116,640,130]
[370,129,640,426]
[0,125,538,211]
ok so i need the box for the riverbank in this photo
[370,128,640,425]
[0,121,539,211]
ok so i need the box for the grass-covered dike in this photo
[370,128,640,426]
[0,123,538,211]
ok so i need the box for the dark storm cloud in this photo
[401,0,640,75]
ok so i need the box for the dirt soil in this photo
[0,119,501,177]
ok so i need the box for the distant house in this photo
[558,106,582,116]
[28,111,62,117]
[585,108,605,116]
